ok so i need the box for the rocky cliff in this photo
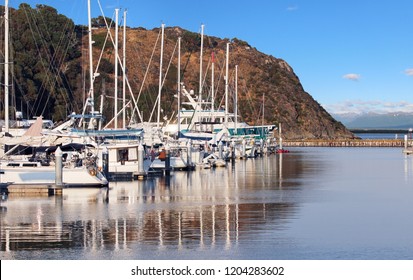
[88,26,354,139]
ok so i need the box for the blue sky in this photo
[8,0,413,115]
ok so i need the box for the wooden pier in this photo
[4,184,63,196]
[283,139,406,147]
[283,138,413,154]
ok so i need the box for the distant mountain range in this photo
[332,112,413,130]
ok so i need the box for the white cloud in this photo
[286,5,298,11]
[404,69,413,76]
[343,73,361,81]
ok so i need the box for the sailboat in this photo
[165,36,277,143]
[0,118,108,188]
[0,0,108,188]
[53,3,153,179]
[127,24,199,171]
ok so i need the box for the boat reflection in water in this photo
[1,152,316,259]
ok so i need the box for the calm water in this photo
[1,147,413,260]
[355,133,400,139]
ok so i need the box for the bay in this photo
[1,147,413,260]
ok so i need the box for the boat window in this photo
[118,149,128,162]
[7,163,20,167]
[22,163,39,167]
[42,120,54,129]
[129,148,138,161]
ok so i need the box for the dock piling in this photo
[218,141,223,159]
[187,140,192,166]
[55,147,63,187]
[137,143,145,175]
[165,144,171,176]
[242,139,246,159]
[102,147,109,179]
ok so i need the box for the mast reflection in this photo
[1,153,311,255]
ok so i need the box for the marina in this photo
[1,147,412,260]
[0,0,413,265]
[1,0,280,191]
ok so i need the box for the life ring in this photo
[88,168,97,176]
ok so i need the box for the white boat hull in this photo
[150,157,191,170]
[0,166,107,187]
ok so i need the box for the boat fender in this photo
[89,168,97,176]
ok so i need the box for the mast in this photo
[199,24,204,111]
[157,23,165,128]
[177,37,181,137]
[224,42,230,125]
[4,0,9,132]
[122,10,127,129]
[262,93,265,138]
[87,0,94,113]
[235,65,238,134]
[114,9,119,129]
[98,80,105,130]
[211,52,215,114]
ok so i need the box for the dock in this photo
[283,139,406,147]
[3,184,63,196]
[283,138,413,155]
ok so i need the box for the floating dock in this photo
[3,184,63,196]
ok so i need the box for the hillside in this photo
[80,25,354,140]
[0,4,354,140]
